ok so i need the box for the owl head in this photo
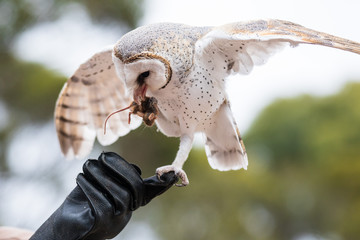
[112,23,208,102]
[112,51,172,103]
[112,24,177,103]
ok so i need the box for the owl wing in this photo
[198,19,359,171]
[55,47,142,159]
[204,100,248,171]
[195,19,360,75]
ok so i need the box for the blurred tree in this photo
[0,0,143,170]
[0,56,65,121]
[0,0,144,231]
[137,82,360,240]
[244,82,360,239]
[0,0,143,55]
[0,55,65,171]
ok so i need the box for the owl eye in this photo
[137,71,150,85]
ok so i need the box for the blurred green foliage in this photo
[0,54,65,121]
[0,54,65,172]
[0,0,143,53]
[138,82,360,240]
[0,0,143,164]
[0,0,143,171]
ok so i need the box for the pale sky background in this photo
[14,0,360,133]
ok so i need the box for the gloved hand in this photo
[29,152,178,240]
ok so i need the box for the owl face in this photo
[112,52,172,103]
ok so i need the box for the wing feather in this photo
[196,19,360,76]
[54,47,141,159]
[217,19,360,53]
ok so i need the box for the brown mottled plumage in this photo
[55,19,360,186]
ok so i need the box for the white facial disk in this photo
[113,55,168,93]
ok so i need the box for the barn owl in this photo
[55,19,360,186]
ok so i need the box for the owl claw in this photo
[156,165,189,187]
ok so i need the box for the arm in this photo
[1,152,177,240]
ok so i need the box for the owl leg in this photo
[156,135,193,186]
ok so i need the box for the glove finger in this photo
[77,172,132,240]
[98,152,144,210]
[76,173,113,220]
[82,160,131,214]
[142,171,178,206]
[130,164,142,175]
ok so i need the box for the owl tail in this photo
[203,101,248,171]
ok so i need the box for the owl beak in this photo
[133,84,148,104]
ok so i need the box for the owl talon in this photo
[156,165,189,187]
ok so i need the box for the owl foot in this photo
[156,165,189,187]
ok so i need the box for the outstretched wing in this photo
[55,47,142,159]
[197,19,360,170]
[195,19,360,75]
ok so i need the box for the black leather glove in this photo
[29,152,178,240]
